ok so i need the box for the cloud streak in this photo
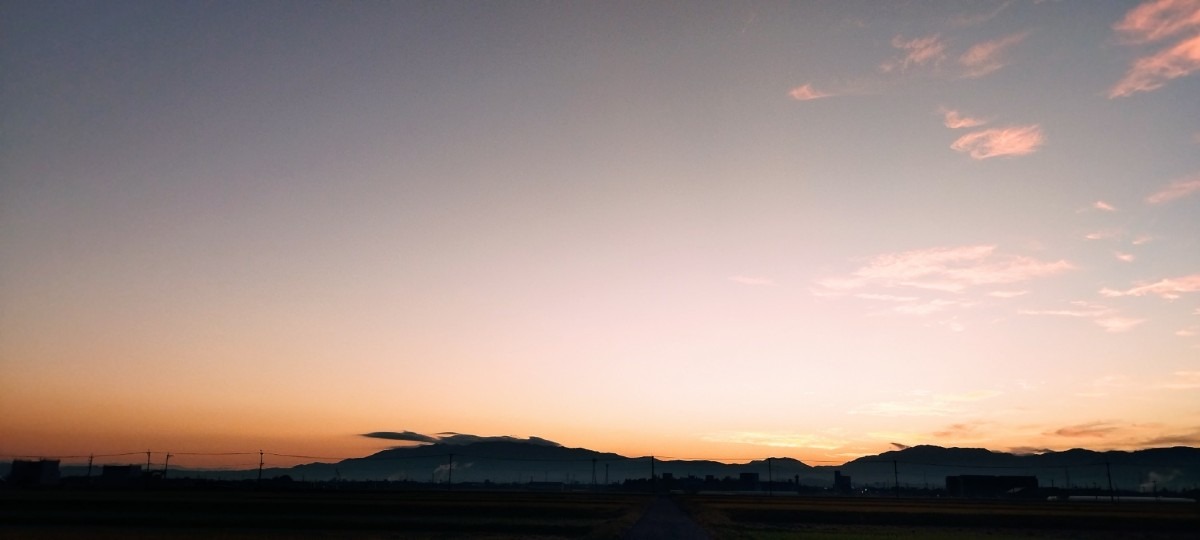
[1110,0,1200,97]
[1020,301,1146,333]
[1114,0,1200,44]
[1100,274,1200,299]
[788,83,832,101]
[882,34,946,72]
[940,107,987,128]
[1145,176,1200,204]
[729,275,776,286]
[950,125,1044,159]
[819,245,1070,294]
[959,32,1028,78]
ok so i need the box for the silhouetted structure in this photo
[946,475,1037,498]
[100,464,143,486]
[7,459,60,487]
[833,470,852,493]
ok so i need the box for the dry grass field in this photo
[679,495,1200,539]
[0,489,650,539]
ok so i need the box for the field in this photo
[680,494,1200,539]
[3,489,1199,539]
[0,489,650,539]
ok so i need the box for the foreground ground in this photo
[681,494,1200,539]
[2,489,1198,539]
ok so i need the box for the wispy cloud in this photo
[1110,1,1200,97]
[1095,317,1148,333]
[702,431,847,450]
[855,293,919,302]
[988,290,1028,298]
[1100,273,1200,299]
[1052,421,1122,438]
[1133,234,1154,245]
[788,83,833,101]
[1074,375,1132,398]
[1111,34,1200,97]
[940,107,987,128]
[881,34,947,72]
[892,298,973,316]
[950,1,1012,27]
[1020,301,1145,333]
[1093,200,1118,212]
[853,390,1002,417]
[1085,229,1120,240]
[1113,0,1200,44]
[1160,371,1200,389]
[729,275,776,286]
[818,245,1071,294]
[1145,176,1200,204]
[950,125,1044,159]
[959,32,1028,78]
[1115,251,1136,262]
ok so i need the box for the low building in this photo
[946,475,1038,498]
[7,459,60,487]
[833,470,852,493]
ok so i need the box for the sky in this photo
[2,0,1199,469]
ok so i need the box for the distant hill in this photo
[12,442,1200,491]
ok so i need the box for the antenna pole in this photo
[1106,461,1115,502]
[893,460,900,498]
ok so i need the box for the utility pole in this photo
[163,453,172,478]
[146,450,152,472]
[893,460,900,498]
[768,458,774,496]
[1105,462,1115,502]
[87,454,94,481]
[258,450,264,483]
[650,456,656,493]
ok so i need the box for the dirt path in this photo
[622,496,710,539]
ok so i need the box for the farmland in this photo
[680,494,1200,539]
[0,489,650,539]
[3,489,1199,539]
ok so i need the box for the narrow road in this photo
[622,496,711,540]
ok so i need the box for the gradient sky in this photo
[3,0,1199,469]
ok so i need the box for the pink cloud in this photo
[1095,317,1147,333]
[940,107,986,128]
[1115,251,1136,262]
[1161,371,1200,389]
[1132,234,1154,245]
[1085,229,1120,240]
[959,32,1028,78]
[1093,200,1118,212]
[1110,33,1200,97]
[788,83,832,101]
[988,290,1028,298]
[950,1,1012,27]
[729,275,776,286]
[1145,176,1200,204]
[1020,301,1145,332]
[892,299,973,316]
[819,245,1071,293]
[950,125,1044,159]
[881,34,946,72]
[1100,274,1200,299]
[1113,0,1200,44]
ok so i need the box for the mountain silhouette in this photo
[13,441,1200,491]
